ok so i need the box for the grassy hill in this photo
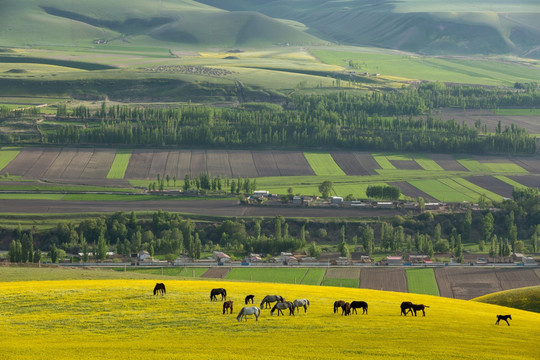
[474,286,540,313]
[0,277,539,359]
[0,0,323,48]
[198,0,540,58]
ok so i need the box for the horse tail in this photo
[163,284,166,294]
[224,289,227,300]
[307,299,310,307]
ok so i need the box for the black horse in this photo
[245,294,255,304]
[210,288,227,301]
[410,304,429,317]
[350,301,368,315]
[496,314,512,326]
[400,301,413,316]
[153,283,166,295]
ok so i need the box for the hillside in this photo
[198,0,540,58]
[474,286,540,313]
[0,0,323,48]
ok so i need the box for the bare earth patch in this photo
[388,181,438,201]
[124,149,153,179]
[359,268,408,293]
[201,267,231,279]
[228,150,258,178]
[507,175,540,188]
[330,152,370,175]
[252,151,280,177]
[429,154,468,171]
[465,176,514,198]
[391,160,423,170]
[273,151,315,176]
[353,152,381,175]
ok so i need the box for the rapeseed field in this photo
[0,279,538,360]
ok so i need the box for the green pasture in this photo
[437,177,493,202]
[474,286,540,314]
[304,152,346,176]
[113,267,208,278]
[412,154,444,171]
[300,268,327,285]
[450,177,503,202]
[0,146,21,171]
[61,194,196,201]
[495,176,530,189]
[406,268,440,296]
[0,193,64,200]
[372,154,396,170]
[225,267,309,284]
[320,278,359,288]
[0,184,134,192]
[457,158,527,173]
[107,149,131,179]
[408,179,472,202]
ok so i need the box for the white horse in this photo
[270,301,295,316]
[237,306,261,322]
[293,299,310,313]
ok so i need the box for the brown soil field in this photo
[61,148,94,178]
[437,108,540,134]
[507,175,540,188]
[25,148,61,178]
[273,151,315,176]
[330,152,370,175]
[43,148,77,178]
[0,148,43,177]
[465,176,515,198]
[388,181,438,202]
[164,151,179,178]
[124,149,153,179]
[473,155,515,163]
[177,151,192,178]
[359,268,408,292]
[325,268,361,280]
[201,267,231,279]
[148,150,169,179]
[353,153,380,175]
[80,148,116,178]
[206,150,232,178]
[190,150,207,176]
[391,160,423,170]
[429,154,469,171]
[228,150,258,178]
[510,157,540,174]
[252,151,280,177]
[434,268,540,300]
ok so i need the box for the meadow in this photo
[0,278,538,360]
[106,149,132,179]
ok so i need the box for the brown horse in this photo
[334,300,346,314]
[245,294,255,304]
[410,304,429,316]
[350,301,368,315]
[223,301,234,314]
[153,283,166,295]
[495,314,512,326]
[400,301,413,316]
[341,302,351,316]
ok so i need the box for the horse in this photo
[223,301,234,314]
[270,301,295,316]
[334,300,346,314]
[210,288,227,301]
[237,306,261,322]
[153,283,166,296]
[410,304,429,317]
[400,301,414,316]
[495,315,512,326]
[245,294,255,304]
[260,295,283,309]
[350,301,368,315]
[293,299,310,313]
[341,302,351,316]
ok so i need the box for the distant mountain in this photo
[0,0,323,48]
[197,0,540,58]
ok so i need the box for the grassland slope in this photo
[473,286,540,314]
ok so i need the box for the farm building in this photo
[280,252,293,264]
[300,256,319,265]
[403,202,418,209]
[293,196,302,205]
[336,257,352,266]
[285,256,299,266]
[425,202,442,210]
[213,251,231,263]
[253,190,269,198]
[331,196,343,204]
[173,255,192,265]
[386,256,403,266]
[408,255,430,263]
[377,202,393,208]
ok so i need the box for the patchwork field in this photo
[1,279,539,360]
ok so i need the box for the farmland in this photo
[1,278,538,360]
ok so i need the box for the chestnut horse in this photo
[341,302,351,316]
[153,283,166,295]
[223,301,234,314]
[334,300,346,314]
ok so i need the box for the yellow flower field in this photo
[0,279,538,360]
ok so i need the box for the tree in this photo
[318,181,334,198]
[338,239,350,258]
[183,174,191,191]
[254,220,261,240]
[96,234,108,261]
[274,217,282,241]
[308,241,321,259]
[482,212,494,242]
[361,226,374,256]
[50,244,58,263]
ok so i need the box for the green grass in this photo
[304,152,346,176]
[408,179,474,202]
[372,154,396,170]
[473,286,540,313]
[0,193,64,200]
[494,175,530,189]
[456,158,527,174]
[225,267,308,284]
[0,146,21,171]
[61,194,200,201]
[406,268,440,296]
[320,278,359,288]
[412,154,444,171]
[112,267,208,277]
[107,149,131,179]
[451,177,503,202]
[300,268,326,285]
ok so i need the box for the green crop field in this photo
[0,193,64,200]
[406,268,440,296]
[495,176,530,189]
[437,178,489,202]
[107,149,131,179]
[304,152,346,176]
[412,155,444,171]
[408,179,471,202]
[300,268,326,285]
[321,278,359,288]
[372,154,396,170]
[451,177,503,202]
[0,146,20,171]
[225,268,309,284]
[492,109,540,116]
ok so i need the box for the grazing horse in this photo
[237,306,261,322]
[260,295,283,309]
[334,300,346,314]
[410,304,429,317]
[341,302,351,316]
[223,301,234,314]
[153,283,166,296]
[245,294,255,304]
[400,301,414,316]
[496,315,512,326]
[293,299,310,313]
[350,301,368,315]
[210,288,227,301]
[270,301,295,316]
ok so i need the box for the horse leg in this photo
[505,319,510,326]
[495,318,500,325]
[422,309,425,317]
